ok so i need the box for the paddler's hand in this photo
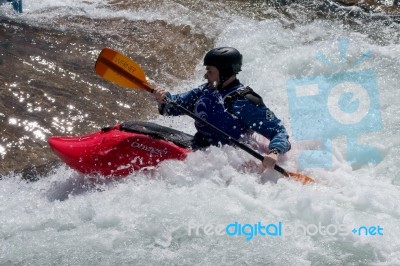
[262,150,279,170]
[153,87,168,103]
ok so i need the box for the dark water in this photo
[0,9,212,175]
[0,0,399,176]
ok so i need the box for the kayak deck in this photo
[48,121,193,177]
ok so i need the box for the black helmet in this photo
[203,47,242,82]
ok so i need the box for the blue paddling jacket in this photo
[159,79,291,153]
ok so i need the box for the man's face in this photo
[204,66,219,86]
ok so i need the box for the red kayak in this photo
[48,121,193,177]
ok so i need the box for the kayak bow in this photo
[48,121,192,177]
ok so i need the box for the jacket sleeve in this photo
[232,100,291,154]
[158,87,204,116]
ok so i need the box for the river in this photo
[1,0,400,265]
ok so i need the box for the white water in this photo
[2,1,400,265]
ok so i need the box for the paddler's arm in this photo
[153,86,204,116]
[232,100,291,169]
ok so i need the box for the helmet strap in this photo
[217,72,233,90]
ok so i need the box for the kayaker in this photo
[153,47,291,170]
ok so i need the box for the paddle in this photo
[95,48,314,184]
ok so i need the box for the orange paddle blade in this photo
[95,48,152,92]
[286,171,314,184]
[274,165,314,184]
